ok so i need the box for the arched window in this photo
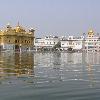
[15,40,17,43]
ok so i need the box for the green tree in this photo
[52,42,61,51]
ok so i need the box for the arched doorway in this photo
[15,45,20,51]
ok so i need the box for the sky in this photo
[0,0,100,37]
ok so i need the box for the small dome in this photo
[6,23,11,29]
[88,29,94,36]
[29,28,35,32]
[15,26,25,33]
[7,23,10,26]
[15,22,26,33]
[89,30,93,33]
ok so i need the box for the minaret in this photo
[17,21,20,27]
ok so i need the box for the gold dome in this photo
[89,30,93,33]
[88,29,94,36]
[15,25,25,33]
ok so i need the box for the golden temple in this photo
[0,23,35,51]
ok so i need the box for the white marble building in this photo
[60,30,100,52]
[35,38,45,48]
[35,30,100,52]
[35,35,60,49]
[61,36,84,51]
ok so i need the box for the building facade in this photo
[0,23,35,51]
[85,30,100,52]
[44,36,60,48]
[35,35,60,50]
[60,30,100,52]
[61,36,84,51]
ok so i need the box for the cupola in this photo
[88,29,94,37]
[15,22,25,33]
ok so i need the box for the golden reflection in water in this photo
[86,52,100,65]
[87,64,95,88]
[14,52,34,77]
[0,52,34,77]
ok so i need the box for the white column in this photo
[1,43,4,50]
[19,44,22,52]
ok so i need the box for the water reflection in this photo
[82,52,100,87]
[0,52,34,77]
[86,52,100,65]
[14,52,34,76]
[52,53,62,81]
[67,53,74,64]
[61,53,83,64]
[87,64,95,87]
[0,51,100,86]
[53,52,61,67]
[0,52,100,100]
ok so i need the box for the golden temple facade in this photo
[0,23,35,51]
